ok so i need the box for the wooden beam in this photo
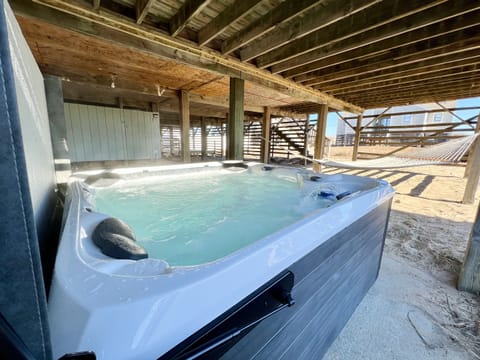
[261,106,271,163]
[313,105,328,172]
[59,78,250,117]
[352,115,362,161]
[341,107,480,121]
[463,126,480,202]
[282,19,480,78]
[317,57,480,92]
[180,90,191,162]
[339,76,480,103]
[458,201,480,294]
[332,68,480,96]
[197,0,261,46]
[436,101,473,125]
[350,94,479,111]
[360,94,480,110]
[339,88,480,109]
[45,72,274,116]
[328,65,480,93]
[270,0,479,73]
[303,116,310,166]
[344,84,480,106]
[201,116,207,160]
[255,0,447,69]
[14,0,362,113]
[297,34,480,85]
[336,112,356,131]
[221,0,320,55]
[361,107,392,131]
[188,93,263,113]
[228,78,244,160]
[464,113,480,178]
[135,0,155,25]
[240,0,379,62]
[170,0,211,37]
[306,49,480,87]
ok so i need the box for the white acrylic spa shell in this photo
[48,162,394,359]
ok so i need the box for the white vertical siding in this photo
[64,103,161,162]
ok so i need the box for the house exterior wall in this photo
[336,101,457,137]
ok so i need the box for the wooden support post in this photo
[118,97,129,162]
[352,114,363,161]
[169,127,174,156]
[463,135,480,204]
[464,113,480,178]
[303,115,310,167]
[261,106,271,163]
[221,122,225,159]
[458,201,480,294]
[201,116,207,160]
[228,78,244,160]
[179,90,190,162]
[313,104,328,172]
[224,113,228,159]
[152,102,160,160]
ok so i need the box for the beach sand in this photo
[322,146,480,359]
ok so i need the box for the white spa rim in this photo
[48,162,394,359]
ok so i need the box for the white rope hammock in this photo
[307,134,479,170]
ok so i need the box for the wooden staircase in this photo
[243,117,316,161]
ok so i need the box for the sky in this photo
[325,96,480,137]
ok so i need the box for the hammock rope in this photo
[304,134,478,170]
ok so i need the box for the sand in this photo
[321,146,480,359]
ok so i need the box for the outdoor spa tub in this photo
[48,161,394,360]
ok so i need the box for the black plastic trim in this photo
[158,271,295,360]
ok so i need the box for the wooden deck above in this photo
[10,0,480,114]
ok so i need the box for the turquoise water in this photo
[94,169,334,266]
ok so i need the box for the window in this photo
[374,117,390,127]
[433,113,442,122]
[403,115,412,124]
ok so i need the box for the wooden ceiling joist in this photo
[294,28,480,84]
[240,0,379,62]
[221,0,320,55]
[341,78,480,103]
[353,88,480,109]
[269,0,479,74]
[256,0,447,69]
[135,0,156,24]
[305,48,480,87]
[169,0,212,37]
[341,107,480,121]
[197,0,262,46]
[334,72,480,100]
[16,0,361,113]
[282,12,480,79]
[330,67,480,96]
[317,56,480,92]
[355,88,480,107]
